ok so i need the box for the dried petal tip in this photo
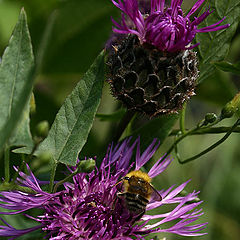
[107,35,198,117]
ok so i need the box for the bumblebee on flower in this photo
[0,138,207,239]
[107,0,230,117]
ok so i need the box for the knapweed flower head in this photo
[0,138,207,239]
[107,0,230,117]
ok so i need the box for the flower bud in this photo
[204,113,217,124]
[78,158,95,173]
[36,121,49,138]
[221,92,240,119]
[38,152,52,164]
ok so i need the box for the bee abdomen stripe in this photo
[126,199,146,208]
[128,201,146,208]
[125,192,149,204]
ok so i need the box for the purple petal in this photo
[186,0,206,18]
[0,218,41,239]
[148,155,173,178]
[135,139,160,170]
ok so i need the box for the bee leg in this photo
[134,210,145,221]
[108,192,125,225]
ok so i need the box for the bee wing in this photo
[149,183,162,201]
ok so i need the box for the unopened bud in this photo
[221,92,240,119]
[204,113,217,124]
[78,158,95,173]
[38,152,52,163]
[36,121,49,138]
[221,103,235,119]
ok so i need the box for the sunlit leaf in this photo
[35,51,105,166]
[0,9,34,151]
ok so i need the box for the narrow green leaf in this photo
[130,114,179,149]
[42,0,116,74]
[96,108,127,122]
[214,61,240,75]
[36,51,105,166]
[9,102,33,148]
[196,0,240,82]
[0,9,34,151]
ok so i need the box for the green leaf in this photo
[0,9,34,151]
[130,114,179,149]
[96,108,127,122]
[214,61,240,75]
[9,101,33,148]
[36,51,105,166]
[196,0,240,82]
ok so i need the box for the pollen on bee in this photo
[125,170,151,183]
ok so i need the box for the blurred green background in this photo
[0,0,239,239]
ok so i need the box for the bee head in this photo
[123,170,152,198]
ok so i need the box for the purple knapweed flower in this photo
[0,138,207,239]
[111,0,230,52]
[107,1,230,117]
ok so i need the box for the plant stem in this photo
[113,110,135,142]
[36,10,58,74]
[4,145,10,183]
[49,162,57,193]
[180,102,186,134]
[161,117,223,162]
[53,168,78,193]
[161,126,199,162]
[169,126,240,136]
[178,118,240,164]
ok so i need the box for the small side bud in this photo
[31,151,53,170]
[36,121,49,138]
[38,152,52,164]
[204,113,217,124]
[221,92,240,119]
[78,158,95,173]
[221,103,235,119]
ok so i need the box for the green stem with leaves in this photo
[161,116,223,162]
[170,126,240,135]
[176,118,240,164]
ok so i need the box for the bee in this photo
[116,170,162,220]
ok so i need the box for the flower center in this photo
[145,8,188,51]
